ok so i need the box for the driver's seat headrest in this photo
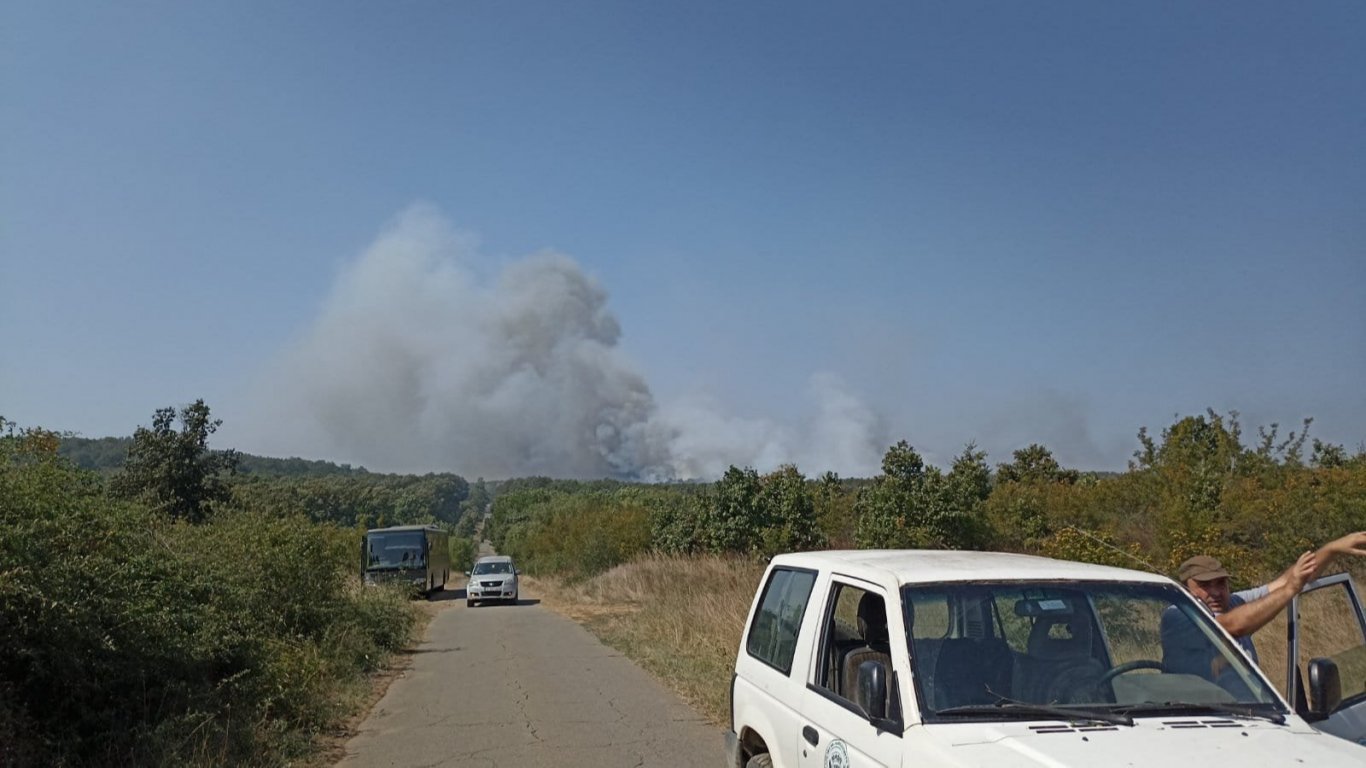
[857,592,889,644]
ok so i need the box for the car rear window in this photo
[746,567,817,675]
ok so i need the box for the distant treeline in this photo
[59,435,374,477]
[488,411,1366,591]
[57,434,491,532]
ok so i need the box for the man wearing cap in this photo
[1161,532,1366,683]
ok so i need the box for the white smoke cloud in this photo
[238,205,885,479]
[654,374,886,479]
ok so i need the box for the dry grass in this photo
[527,554,767,725]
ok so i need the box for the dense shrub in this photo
[450,534,478,572]
[0,427,418,767]
[494,491,651,580]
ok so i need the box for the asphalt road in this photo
[335,578,722,768]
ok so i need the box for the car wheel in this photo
[466,598,475,607]
[745,754,772,768]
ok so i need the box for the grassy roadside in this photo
[307,597,440,767]
[526,554,766,724]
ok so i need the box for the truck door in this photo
[798,578,903,768]
[1287,573,1366,746]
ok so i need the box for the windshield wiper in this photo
[1110,702,1285,725]
[935,702,1134,727]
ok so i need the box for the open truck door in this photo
[1287,572,1366,746]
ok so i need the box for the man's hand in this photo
[1297,531,1366,584]
[1285,550,1318,593]
[1325,531,1366,560]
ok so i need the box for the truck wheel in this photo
[745,754,772,768]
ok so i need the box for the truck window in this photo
[1295,581,1366,712]
[746,567,817,675]
[814,582,894,711]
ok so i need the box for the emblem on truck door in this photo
[824,739,849,768]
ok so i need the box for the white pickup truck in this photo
[724,550,1366,768]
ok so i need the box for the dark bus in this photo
[362,525,451,597]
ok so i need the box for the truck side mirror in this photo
[1306,657,1342,721]
[857,660,889,721]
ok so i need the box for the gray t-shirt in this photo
[1161,585,1269,678]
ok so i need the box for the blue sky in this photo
[3,1,1363,477]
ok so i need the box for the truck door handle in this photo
[803,726,819,746]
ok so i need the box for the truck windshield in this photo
[900,581,1283,721]
[366,531,426,569]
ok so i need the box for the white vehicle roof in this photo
[771,549,1174,586]
[475,555,514,564]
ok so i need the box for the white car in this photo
[725,550,1366,768]
[465,555,519,607]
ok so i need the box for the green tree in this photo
[648,488,706,554]
[855,442,941,548]
[111,399,239,523]
[757,464,826,556]
[704,466,765,553]
[465,477,492,516]
[814,471,856,548]
[853,442,991,550]
[996,443,1079,485]
[941,443,992,545]
[1312,439,1349,469]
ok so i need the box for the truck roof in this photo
[366,525,444,533]
[770,549,1174,586]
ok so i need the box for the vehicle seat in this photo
[841,593,894,713]
[931,638,1013,710]
[1013,613,1107,704]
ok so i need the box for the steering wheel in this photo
[1097,659,1164,688]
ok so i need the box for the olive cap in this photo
[1178,555,1230,583]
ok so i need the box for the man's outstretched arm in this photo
[1261,531,1366,593]
[1217,550,1316,639]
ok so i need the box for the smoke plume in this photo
[240,205,884,479]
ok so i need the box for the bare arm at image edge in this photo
[1261,531,1366,593]
[1216,551,1315,639]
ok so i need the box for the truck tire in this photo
[745,754,772,768]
